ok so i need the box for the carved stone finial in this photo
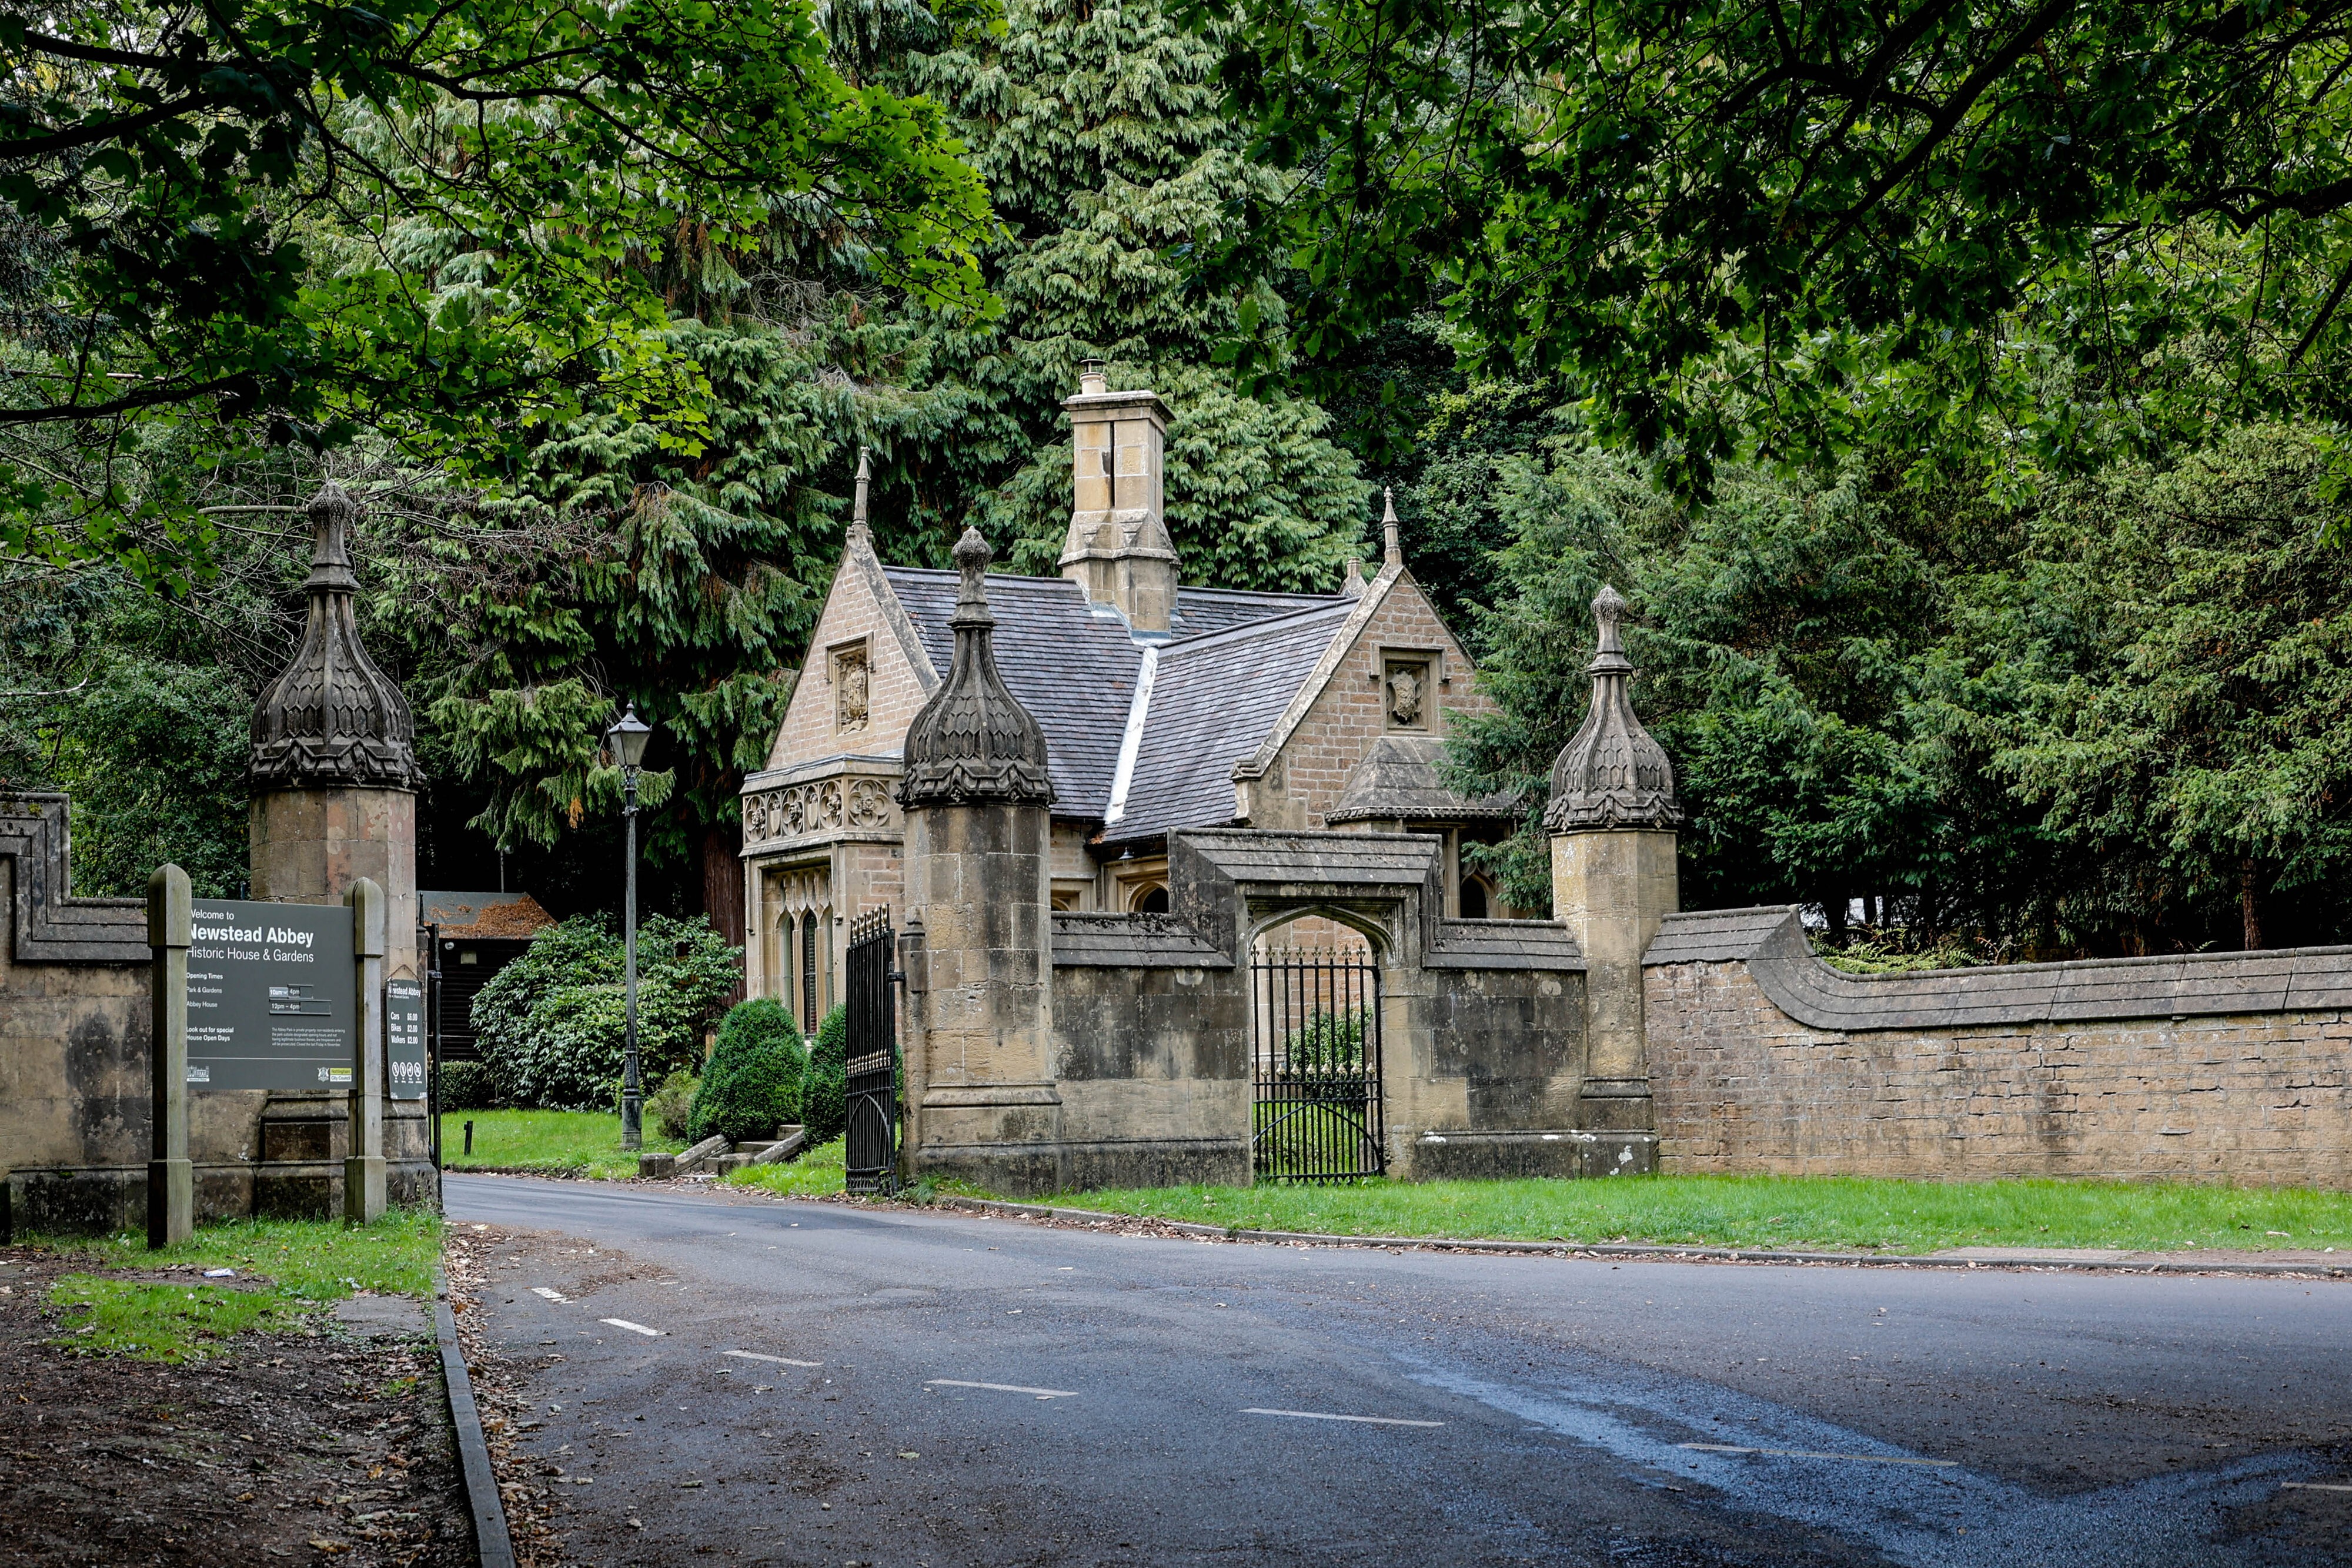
[896,528,1055,809]
[1382,487,1402,566]
[249,486,421,792]
[1544,584,1678,833]
[850,446,871,540]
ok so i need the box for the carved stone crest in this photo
[834,644,868,734]
[1384,661,1425,728]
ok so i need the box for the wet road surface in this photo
[445,1175,2352,1567]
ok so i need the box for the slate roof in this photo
[1049,912,1234,968]
[1105,602,1356,846]
[419,891,556,938]
[1172,585,1348,638]
[1327,734,1521,823]
[882,567,1144,817]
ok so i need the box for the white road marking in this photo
[600,1318,663,1337]
[2282,1482,2352,1493]
[724,1349,823,1368]
[532,1287,567,1302]
[1680,1442,1956,1468]
[1241,1408,1444,1428]
[927,1379,1077,1399]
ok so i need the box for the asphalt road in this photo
[445,1175,2352,1568]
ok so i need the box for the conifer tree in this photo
[887,0,1369,586]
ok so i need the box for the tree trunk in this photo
[2240,858,2264,951]
[703,819,747,1005]
[1821,889,1847,943]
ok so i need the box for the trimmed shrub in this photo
[470,913,742,1109]
[801,1003,848,1146]
[646,1069,699,1142]
[689,1000,807,1143]
[437,1059,497,1111]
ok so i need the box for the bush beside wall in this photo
[690,1000,807,1143]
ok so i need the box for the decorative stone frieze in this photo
[743,775,898,844]
[897,529,1054,810]
[740,763,901,850]
[1544,586,1679,832]
[249,486,421,791]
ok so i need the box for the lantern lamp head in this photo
[606,704,653,772]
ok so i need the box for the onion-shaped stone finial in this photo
[896,529,1054,808]
[1544,585,1679,831]
[249,486,421,791]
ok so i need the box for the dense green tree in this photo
[690,998,808,1142]
[0,0,994,591]
[1205,0,2352,495]
[1451,425,2352,958]
[470,912,741,1109]
[1996,427,2352,951]
[886,0,1369,583]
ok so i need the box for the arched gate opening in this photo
[1248,910,1385,1181]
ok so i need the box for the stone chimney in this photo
[1546,585,1681,1175]
[896,529,1064,1193]
[1058,361,1177,636]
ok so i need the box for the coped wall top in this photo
[1645,904,2352,1028]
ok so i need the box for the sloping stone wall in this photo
[1645,907,2352,1187]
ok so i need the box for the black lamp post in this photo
[606,703,653,1148]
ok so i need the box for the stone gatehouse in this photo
[739,366,1522,1035]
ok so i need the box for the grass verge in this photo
[725,1138,848,1197]
[439,1108,684,1178]
[1023,1174,2352,1255]
[39,1207,441,1361]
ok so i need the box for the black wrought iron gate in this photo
[844,910,900,1194]
[1251,945,1385,1181]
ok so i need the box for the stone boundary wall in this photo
[1645,906,2352,1188]
[2,793,436,1233]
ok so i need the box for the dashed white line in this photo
[724,1349,823,1368]
[531,1287,567,1302]
[926,1379,1077,1399]
[600,1318,663,1337]
[1679,1442,1956,1467]
[1241,1408,1443,1428]
[2282,1482,2352,1493]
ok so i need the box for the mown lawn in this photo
[437,1109,683,1178]
[1040,1174,2352,1255]
[41,1208,441,1361]
[725,1138,848,1198]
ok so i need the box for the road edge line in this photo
[434,1265,517,1568]
[926,1197,2350,1279]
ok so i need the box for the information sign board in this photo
[386,979,427,1101]
[186,900,356,1091]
